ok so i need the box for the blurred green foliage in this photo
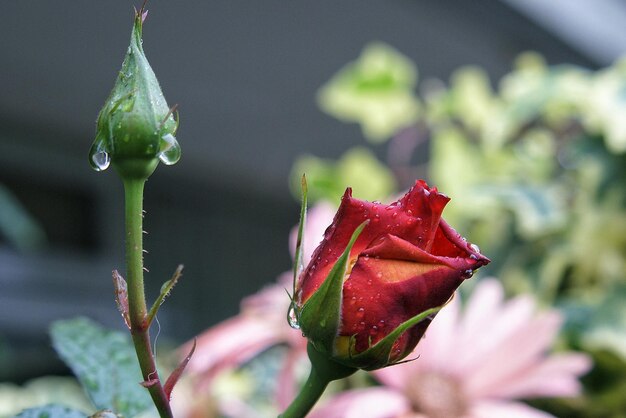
[0,184,46,252]
[317,43,420,143]
[290,147,396,205]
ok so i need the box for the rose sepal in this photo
[287,175,308,327]
[335,304,443,370]
[298,221,368,354]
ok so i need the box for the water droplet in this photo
[89,138,110,171]
[392,212,398,218]
[376,272,383,279]
[470,243,480,253]
[287,303,300,330]
[462,269,474,279]
[158,133,181,165]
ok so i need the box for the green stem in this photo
[279,343,357,418]
[123,178,173,418]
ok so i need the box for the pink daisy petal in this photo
[187,316,282,380]
[414,292,461,370]
[464,311,563,399]
[458,278,505,339]
[456,286,536,376]
[469,400,556,418]
[489,353,592,399]
[308,388,410,418]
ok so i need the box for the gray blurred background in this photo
[0,0,621,382]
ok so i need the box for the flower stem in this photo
[279,343,356,418]
[123,178,173,418]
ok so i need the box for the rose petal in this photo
[340,234,482,356]
[297,181,452,303]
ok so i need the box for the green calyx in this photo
[298,221,368,356]
[89,7,180,180]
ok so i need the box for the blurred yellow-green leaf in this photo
[290,147,396,204]
[317,42,420,143]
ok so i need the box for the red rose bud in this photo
[89,6,180,180]
[294,180,489,370]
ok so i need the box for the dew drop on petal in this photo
[470,243,480,253]
[462,269,474,279]
[89,138,110,171]
[287,303,300,330]
[158,133,181,165]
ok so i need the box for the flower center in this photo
[405,371,467,418]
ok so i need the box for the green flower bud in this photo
[89,7,180,180]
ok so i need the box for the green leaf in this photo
[317,42,420,142]
[50,318,153,417]
[12,405,87,418]
[147,265,183,325]
[299,221,368,353]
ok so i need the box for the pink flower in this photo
[308,279,591,418]
[183,202,336,409]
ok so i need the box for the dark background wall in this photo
[0,0,600,381]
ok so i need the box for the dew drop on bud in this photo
[158,134,181,165]
[469,243,480,253]
[462,269,474,279]
[89,138,110,171]
[287,303,300,330]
